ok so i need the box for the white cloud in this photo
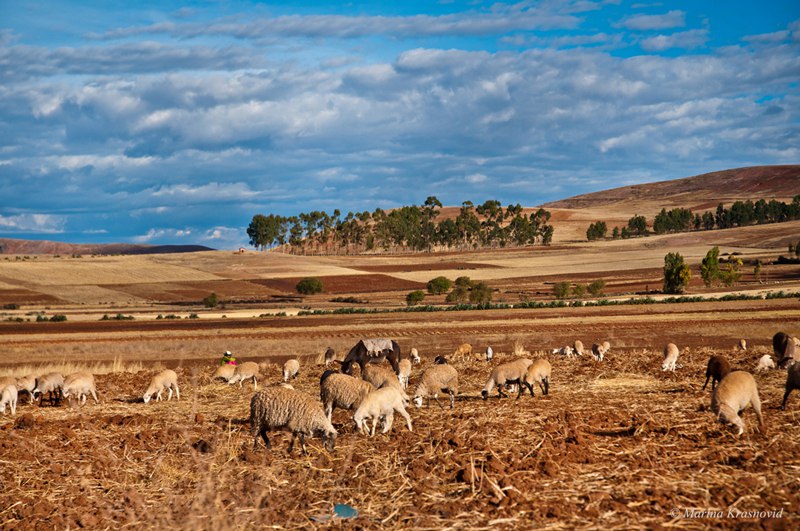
[620,10,685,31]
[466,173,488,183]
[148,182,257,202]
[0,213,66,233]
[641,29,708,51]
[133,227,192,243]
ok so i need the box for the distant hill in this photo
[0,238,214,255]
[543,165,799,210]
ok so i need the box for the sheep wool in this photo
[413,363,458,408]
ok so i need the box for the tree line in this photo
[247,197,554,254]
[587,196,800,241]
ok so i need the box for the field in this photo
[1,178,800,528]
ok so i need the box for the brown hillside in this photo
[0,238,214,256]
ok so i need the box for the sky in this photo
[0,1,798,250]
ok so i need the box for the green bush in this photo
[663,252,691,294]
[469,282,493,305]
[426,276,453,295]
[296,277,324,295]
[203,293,219,308]
[572,284,586,298]
[446,286,469,303]
[49,314,67,322]
[587,279,606,297]
[406,290,426,306]
[454,276,474,288]
[552,282,571,299]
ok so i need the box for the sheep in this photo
[781,362,800,410]
[250,385,337,454]
[16,375,37,404]
[353,387,412,436]
[738,338,747,351]
[481,358,534,400]
[341,339,401,375]
[773,332,798,368]
[397,359,412,390]
[702,355,731,391]
[409,348,421,365]
[324,347,336,367]
[591,343,607,362]
[711,371,763,436]
[319,370,375,421]
[0,376,15,389]
[661,343,686,371]
[229,361,261,390]
[282,359,300,382]
[433,355,448,365]
[34,372,64,406]
[361,363,407,399]
[143,369,180,403]
[755,354,776,372]
[453,343,472,360]
[62,372,99,405]
[211,364,236,383]
[0,384,18,415]
[485,346,493,362]
[573,340,585,357]
[412,363,459,409]
[552,345,575,358]
[521,359,552,398]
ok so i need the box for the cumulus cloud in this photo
[620,10,686,31]
[0,214,66,233]
[641,29,708,51]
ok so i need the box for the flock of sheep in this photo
[1,331,799,455]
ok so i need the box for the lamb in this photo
[481,358,534,400]
[552,345,575,358]
[453,343,472,360]
[773,331,798,368]
[15,375,37,404]
[361,363,407,399]
[319,370,375,421]
[573,340,585,357]
[34,372,64,406]
[250,385,337,454]
[485,346,493,362]
[521,359,552,397]
[711,371,763,436]
[702,355,731,391]
[62,372,99,405]
[397,359,412,390]
[282,359,300,382]
[353,387,413,436]
[409,348,421,364]
[661,343,685,371]
[229,361,261,390]
[412,363,459,409]
[781,362,800,410]
[143,369,180,403]
[211,364,236,383]
[0,384,18,415]
[738,338,747,351]
[591,343,607,362]
[755,354,776,372]
[324,347,336,367]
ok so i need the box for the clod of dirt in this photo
[194,413,205,423]
[15,413,35,429]
[192,439,213,453]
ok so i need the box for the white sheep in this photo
[62,372,99,405]
[250,385,337,454]
[319,370,375,421]
[738,338,747,351]
[755,355,775,373]
[143,369,180,403]
[481,358,534,400]
[711,371,763,436]
[0,384,18,415]
[211,364,236,383]
[412,363,459,409]
[229,361,261,390]
[781,362,800,410]
[409,348,421,364]
[661,343,685,371]
[552,345,575,358]
[591,343,607,362]
[573,340,585,357]
[282,359,300,382]
[521,359,552,397]
[353,386,413,436]
[34,372,64,405]
[485,346,493,362]
[397,359,412,390]
[16,375,37,404]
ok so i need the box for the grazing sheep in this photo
[282,359,300,382]
[341,339,402,376]
[143,369,180,404]
[361,363,407,399]
[485,346,493,362]
[521,359,552,397]
[319,370,375,421]
[211,364,236,383]
[353,387,412,436]
[34,372,64,406]
[702,355,731,391]
[738,338,747,351]
[553,345,575,358]
[412,363,459,409]
[0,376,15,389]
[16,375,37,404]
[409,348,421,365]
[397,359,412,390]
[62,372,99,405]
[781,362,800,410]
[711,371,763,436]
[773,332,798,368]
[453,343,472,360]
[229,361,261,390]
[0,384,18,415]
[591,343,607,362]
[755,355,776,372]
[481,358,534,400]
[324,347,336,367]
[661,343,685,371]
[573,340,585,357]
[433,355,448,365]
[250,385,337,454]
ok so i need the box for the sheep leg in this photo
[541,379,549,396]
[288,433,297,454]
[497,386,507,399]
[370,416,378,437]
[91,389,99,404]
[398,407,412,432]
[325,403,333,422]
[449,391,455,409]
[751,394,764,429]
[382,413,394,434]
[782,388,793,410]
[702,376,710,391]
[253,376,258,391]
[175,385,180,400]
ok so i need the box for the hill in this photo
[0,238,214,256]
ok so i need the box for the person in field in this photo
[221,350,238,365]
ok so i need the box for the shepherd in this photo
[220,350,238,365]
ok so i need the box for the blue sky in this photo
[1,1,798,249]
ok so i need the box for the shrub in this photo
[469,282,493,305]
[587,279,606,297]
[426,276,453,295]
[446,286,469,303]
[296,277,324,295]
[552,282,571,299]
[49,314,67,322]
[454,276,473,288]
[720,257,743,288]
[203,293,219,308]
[2,303,19,310]
[663,252,691,294]
[572,284,586,298]
[700,246,721,287]
[406,290,426,306]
